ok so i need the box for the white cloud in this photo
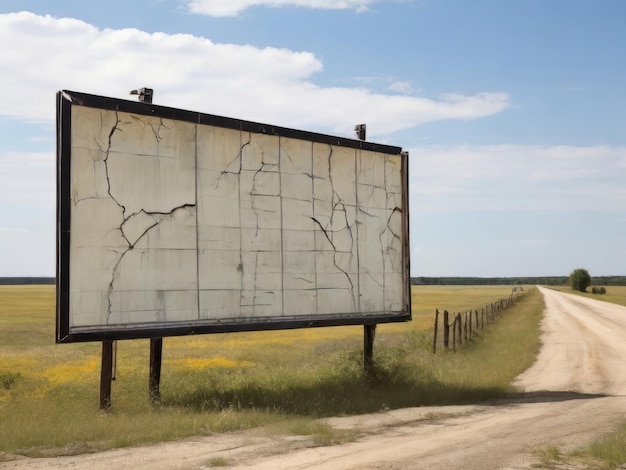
[184,0,376,17]
[387,80,415,94]
[409,144,626,214]
[0,12,509,139]
[353,76,423,96]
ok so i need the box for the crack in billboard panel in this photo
[66,104,405,332]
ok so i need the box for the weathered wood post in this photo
[468,310,473,339]
[462,312,466,341]
[457,313,462,345]
[443,310,450,349]
[464,312,470,343]
[452,314,457,352]
[100,340,113,411]
[149,337,163,403]
[364,324,376,374]
[433,309,439,354]
[111,340,117,381]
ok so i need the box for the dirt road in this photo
[4,286,626,469]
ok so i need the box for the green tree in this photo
[569,268,591,292]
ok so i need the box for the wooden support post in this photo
[457,314,462,345]
[112,340,117,381]
[443,310,450,349]
[364,324,376,373]
[149,337,163,403]
[100,340,113,411]
[433,309,439,354]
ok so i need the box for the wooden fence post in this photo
[459,313,467,343]
[452,314,457,352]
[434,292,523,355]
[433,309,439,354]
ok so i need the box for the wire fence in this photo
[432,289,524,353]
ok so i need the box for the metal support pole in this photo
[100,341,113,411]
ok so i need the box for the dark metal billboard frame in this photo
[57,89,411,408]
[57,89,411,343]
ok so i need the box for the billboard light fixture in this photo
[130,87,153,104]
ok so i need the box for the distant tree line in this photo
[588,276,626,286]
[411,276,626,286]
[0,277,55,285]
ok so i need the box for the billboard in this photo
[56,90,410,343]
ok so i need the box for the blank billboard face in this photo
[56,91,410,342]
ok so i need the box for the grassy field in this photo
[0,284,543,458]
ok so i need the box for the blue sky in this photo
[0,0,624,277]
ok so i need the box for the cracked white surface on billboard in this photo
[67,105,405,329]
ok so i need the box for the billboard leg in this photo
[112,340,117,380]
[149,337,163,403]
[364,324,376,374]
[100,341,113,411]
